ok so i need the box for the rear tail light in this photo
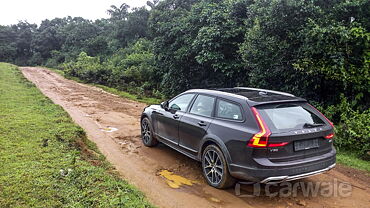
[324,133,334,139]
[308,104,334,128]
[248,107,270,147]
[248,107,289,148]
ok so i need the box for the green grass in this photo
[336,151,370,173]
[45,67,162,105]
[0,63,154,207]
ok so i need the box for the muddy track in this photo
[21,67,370,208]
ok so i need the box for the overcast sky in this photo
[0,0,148,26]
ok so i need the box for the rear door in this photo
[178,94,215,153]
[256,102,334,162]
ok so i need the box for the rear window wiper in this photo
[303,123,325,128]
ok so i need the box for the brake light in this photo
[308,104,334,128]
[324,133,334,139]
[248,107,271,148]
[268,142,289,147]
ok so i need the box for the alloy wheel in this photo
[203,149,224,185]
[141,119,151,144]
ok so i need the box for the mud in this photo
[21,67,370,208]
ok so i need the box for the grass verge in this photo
[336,151,370,173]
[0,63,153,207]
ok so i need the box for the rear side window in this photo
[257,103,325,132]
[190,95,215,117]
[216,100,242,121]
[169,93,195,111]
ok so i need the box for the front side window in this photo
[169,93,195,111]
[216,100,243,120]
[189,95,215,117]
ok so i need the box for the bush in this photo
[59,39,161,99]
[61,52,111,85]
[321,96,370,158]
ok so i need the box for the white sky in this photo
[0,0,148,26]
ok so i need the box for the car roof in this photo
[186,87,306,106]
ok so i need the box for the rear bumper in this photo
[260,163,336,184]
[229,149,336,182]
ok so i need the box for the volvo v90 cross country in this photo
[140,87,336,188]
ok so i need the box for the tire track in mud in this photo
[21,67,370,208]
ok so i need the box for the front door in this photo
[156,93,195,145]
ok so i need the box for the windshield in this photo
[257,103,325,133]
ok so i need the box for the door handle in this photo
[173,114,180,119]
[198,121,207,126]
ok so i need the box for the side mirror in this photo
[160,100,169,111]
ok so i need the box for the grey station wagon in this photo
[141,87,336,188]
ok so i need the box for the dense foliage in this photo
[0,0,369,157]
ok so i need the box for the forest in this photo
[0,0,369,157]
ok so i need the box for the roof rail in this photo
[234,87,295,97]
[187,88,248,100]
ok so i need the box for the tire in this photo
[141,117,158,147]
[202,144,236,189]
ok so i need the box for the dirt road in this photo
[21,67,369,208]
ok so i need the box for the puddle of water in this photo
[100,127,118,132]
[159,170,198,189]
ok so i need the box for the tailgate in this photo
[255,102,334,162]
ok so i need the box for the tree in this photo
[149,0,248,96]
[107,3,130,22]
[31,18,67,61]
[122,7,150,45]
[149,0,199,96]
[0,26,17,62]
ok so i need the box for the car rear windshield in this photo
[257,103,326,133]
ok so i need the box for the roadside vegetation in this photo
[0,63,153,207]
[0,1,368,166]
[337,151,370,172]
